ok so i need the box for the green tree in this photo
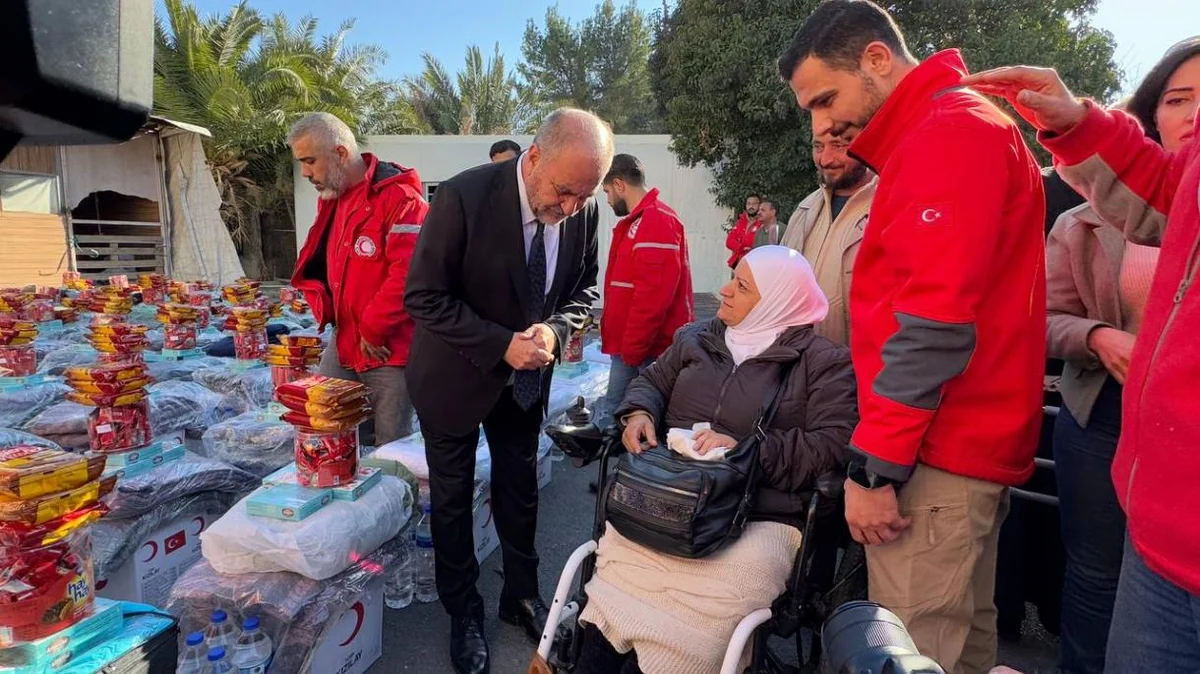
[519,0,661,133]
[650,0,1122,223]
[406,44,524,134]
[153,0,398,277]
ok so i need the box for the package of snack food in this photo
[281,408,371,432]
[21,299,55,323]
[64,362,147,384]
[66,389,147,408]
[0,528,95,646]
[0,447,106,500]
[0,503,106,548]
[275,375,370,408]
[86,402,151,453]
[277,335,322,349]
[233,329,268,360]
[0,344,37,377]
[87,322,148,337]
[279,287,298,303]
[66,376,151,396]
[163,324,198,351]
[0,476,116,525]
[294,427,359,487]
[270,365,310,389]
[96,351,145,366]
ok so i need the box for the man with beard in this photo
[779,2,1046,672]
[724,193,762,268]
[781,128,876,346]
[752,199,785,248]
[290,112,428,446]
[598,153,694,424]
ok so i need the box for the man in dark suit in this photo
[404,108,613,674]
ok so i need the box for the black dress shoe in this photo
[499,596,551,645]
[450,613,490,674]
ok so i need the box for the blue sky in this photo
[177,0,1197,95]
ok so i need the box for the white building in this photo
[293,134,733,297]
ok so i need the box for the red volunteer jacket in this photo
[724,212,760,268]
[601,189,695,364]
[292,153,429,372]
[1043,102,1200,594]
[846,50,1046,485]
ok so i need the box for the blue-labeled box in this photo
[0,598,123,673]
[263,463,382,502]
[101,442,185,481]
[246,483,333,521]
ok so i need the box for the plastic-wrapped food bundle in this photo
[35,344,98,376]
[0,382,69,429]
[144,356,226,384]
[92,490,238,579]
[201,475,412,579]
[200,411,295,477]
[104,453,259,520]
[147,381,225,435]
[22,400,90,438]
[167,532,407,674]
[193,366,274,412]
[0,428,61,451]
[373,432,491,482]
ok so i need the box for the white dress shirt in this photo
[516,152,559,296]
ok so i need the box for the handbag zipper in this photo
[616,468,701,501]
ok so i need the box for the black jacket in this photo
[616,319,857,522]
[404,158,600,435]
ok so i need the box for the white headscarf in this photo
[724,246,830,365]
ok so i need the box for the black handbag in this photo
[603,363,793,559]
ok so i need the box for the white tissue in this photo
[666,422,729,461]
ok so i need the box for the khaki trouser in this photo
[865,465,1010,674]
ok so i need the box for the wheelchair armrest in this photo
[816,471,845,500]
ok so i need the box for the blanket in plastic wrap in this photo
[93,490,238,579]
[0,427,61,450]
[193,365,274,411]
[200,410,295,477]
[145,356,228,383]
[167,532,405,674]
[0,381,69,429]
[23,381,225,441]
[36,344,98,376]
[546,360,610,421]
[201,475,412,580]
[373,432,491,482]
[105,452,259,520]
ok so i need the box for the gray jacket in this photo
[616,319,857,522]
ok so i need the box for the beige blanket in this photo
[580,521,802,674]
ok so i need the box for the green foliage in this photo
[405,44,523,135]
[520,0,662,132]
[650,0,1122,223]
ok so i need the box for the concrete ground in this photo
[370,293,1060,673]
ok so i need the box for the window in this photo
[424,182,439,203]
[0,171,60,214]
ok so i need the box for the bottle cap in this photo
[211,609,227,623]
[186,632,204,646]
[243,616,260,631]
[208,646,226,661]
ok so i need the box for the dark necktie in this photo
[514,222,546,410]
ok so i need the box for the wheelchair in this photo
[532,407,867,674]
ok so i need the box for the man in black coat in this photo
[404,108,613,674]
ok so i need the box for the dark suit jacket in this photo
[404,158,600,435]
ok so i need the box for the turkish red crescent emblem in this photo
[191,516,206,536]
[338,602,366,646]
[141,541,158,562]
[164,530,186,555]
[353,236,377,258]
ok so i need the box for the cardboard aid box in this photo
[308,575,383,674]
[96,509,218,607]
[472,482,499,563]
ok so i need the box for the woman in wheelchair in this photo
[576,246,858,673]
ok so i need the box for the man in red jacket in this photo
[598,153,694,422]
[964,62,1200,673]
[780,3,1046,671]
[724,193,762,268]
[289,112,429,446]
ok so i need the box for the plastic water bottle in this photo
[207,646,234,674]
[178,632,208,674]
[414,505,438,603]
[384,534,415,609]
[204,609,238,652]
[231,616,273,674]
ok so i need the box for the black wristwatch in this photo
[847,461,898,490]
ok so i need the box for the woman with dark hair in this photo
[1044,36,1199,674]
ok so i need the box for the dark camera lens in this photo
[822,601,946,674]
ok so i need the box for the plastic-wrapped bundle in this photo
[167,532,407,674]
[200,410,294,477]
[147,381,224,435]
[373,432,491,482]
[22,400,89,438]
[0,382,69,429]
[201,475,412,579]
[0,428,61,450]
[193,366,273,411]
[92,490,238,578]
[143,328,164,352]
[36,345,98,376]
[144,356,227,383]
[546,361,611,421]
[105,452,259,520]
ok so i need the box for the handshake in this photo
[505,324,557,371]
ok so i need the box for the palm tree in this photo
[406,44,523,135]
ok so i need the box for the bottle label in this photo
[237,654,272,674]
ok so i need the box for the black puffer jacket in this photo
[616,318,857,522]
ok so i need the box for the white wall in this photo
[294,134,733,295]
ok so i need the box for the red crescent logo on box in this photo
[338,602,366,646]
[354,236,377,258]
[141,540,158,562]
[191,516,206,536]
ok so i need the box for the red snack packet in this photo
[233,329,268,360]
[275,375,370,407]
[67,389,147,408]
[163,324,197,350]
[281,408,372,432]
[0,345,36,377]
[21,299,55,323]
[294,427,359,488]
[270,366,310,389]
[87,401,151,453]
[277,335,322,348]
[0,529,95,646]
[64,362,147,384]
